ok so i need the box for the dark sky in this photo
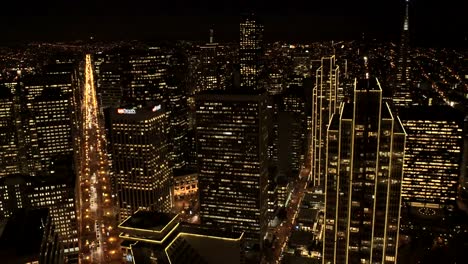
[1,0,467,46]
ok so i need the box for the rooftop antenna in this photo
[209,28,214,44]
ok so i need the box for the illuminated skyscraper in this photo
[0,82,19,177]
[107,105,172,220]
[240,13,263,90]
[31,87,73,174]
[311,56,340,186]
[400,106,463,207]
[323,78,406,264]
[394,0,412,108]
[199,29,220,92]
[195,90,268,246]
[96,56,123,109]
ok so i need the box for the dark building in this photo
[240,13,264,90]
[96,53,123,109]
[399,106,464,208]
[0,208,63,264]
[461,116,468,202]
[118,210,245,264]
[278,86,307,177]
[195,90,268,246]
[107,105,172,220]
[323,78,405,264]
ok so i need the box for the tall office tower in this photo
[311,56,340,186]
[240,13,264,90]
[77,55,121,263]
[124,49,167,107]
[278,86,307,177]
[24,71,75,174]
[199,29,220,93]
[96,54,123,109]
[323,78,406,264]
[0,170,78,258]
[195,90,268,246]
[31,87,74,173]
[394,0,412,108]
[107,105,172,220]
[165,50,189,170]
[0,208,63,264]
[399,106,463,207]
[0,76,41,176]
[0,83,19,176]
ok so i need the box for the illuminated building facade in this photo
[0,170,78,259]
[108,105,172,220]
[400,106,463,207]
[31,87,73,174]
[199,29,220,92]
[173,170,198,199]
[0,82,19,177]
[311,56,340,186]
[394,0,412,108]
[97,56,123,109]
[240,13,263,90]
[195,90,268,245]
[124,49,167,107]
[323,78,406,264]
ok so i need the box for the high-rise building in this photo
[199,29,220,93]
[394,0,412,108]
[399,106,463,207]
[124,48,167,107]
[31,87,74,174]
[107,105,172,220]
[278,86,307,177]
[0,208,63,264]
[0,82,19,177]
[323,78,406,264]
[311,56,340,186]
[96,55,123,109]
[240,13,263,90]
[0,160,78,259]
[195,90,268,246]
[460,115,468,202]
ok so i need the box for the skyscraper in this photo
[107,105,172,220]
[323,78,406,264]
[240,13,263,90]
[199,29,220,92]
[394,0,412,108]
[311,56,340,186]
[195,90,268,246]
[0,82,19,177]
[400,106,463,207]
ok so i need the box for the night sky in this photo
[1,0,467,46]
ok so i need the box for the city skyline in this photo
[0,2,467,264]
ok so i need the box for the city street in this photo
[262,167,310,263]
[77,54,121,263]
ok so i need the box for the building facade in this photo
[312,56,340,186]
[108,105,172,220]
[400,106,463,207]
[323,78,406,264]
[240,13,263,90]
[195,90,268,245]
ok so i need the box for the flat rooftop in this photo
[119,211,178,231]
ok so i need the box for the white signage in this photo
[117,108,136,114]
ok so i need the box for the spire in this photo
[209,28,214,44]
[403,0,409,31]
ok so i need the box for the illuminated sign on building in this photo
[117,108,136,114]
[152,105,161,112]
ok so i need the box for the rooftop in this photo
[119,210,177,231]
